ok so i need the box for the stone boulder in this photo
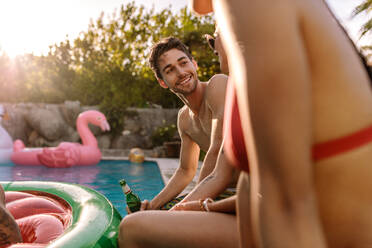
[1,104,32,143]
[0,103,182,157]
[123,116,142,134]
[133,108,178,135]
[24,106,68,141]
[97,134,112,149]
[61,126,80,143]
[111,133,147,149]
[123,107,179,147]
[59,100,82,128]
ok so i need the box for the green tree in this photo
[0,2,219,133]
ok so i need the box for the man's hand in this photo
[126,200,152,214]
[170,200,202,211]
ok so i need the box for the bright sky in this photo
[0,0,369,58]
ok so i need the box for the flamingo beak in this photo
[101,120,111,132]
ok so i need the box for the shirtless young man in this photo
[169,27,241,210]
[136,37,229,211]
[0,185,22,247]
[118,38,240,248]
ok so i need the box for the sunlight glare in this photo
[0,0,369,58]
[0,0,88,58]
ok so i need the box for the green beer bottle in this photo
[119,179,141,212]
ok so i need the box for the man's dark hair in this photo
[149,37,193,80]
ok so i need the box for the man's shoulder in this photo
[205,74,228,103]
[177,105,191,131]
[208,73,228,85]
[178,105,189,117]
[206,74,228,94]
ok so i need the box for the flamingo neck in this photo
[77,117,98,147]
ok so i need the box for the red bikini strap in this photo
[312,124,372,161]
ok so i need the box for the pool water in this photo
[0,160,165,217]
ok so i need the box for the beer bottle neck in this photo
[122,184,131,194]
[125,189,132,194]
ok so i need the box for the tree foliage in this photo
[0,2,218,133]
[353,0,372,37]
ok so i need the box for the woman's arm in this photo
[214,0,327,247]
[171,195,237,214]
[208,194,236,213]
[236,172,255,247]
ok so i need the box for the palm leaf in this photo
[360,19,372,37]
[352,0,372,37]
[352,0,372,16]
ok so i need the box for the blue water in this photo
[0,160,165,217]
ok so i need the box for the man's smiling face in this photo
[157,48,198,95]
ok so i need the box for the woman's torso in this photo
[299,0,372,246]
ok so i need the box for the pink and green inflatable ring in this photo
[1,181,122,248]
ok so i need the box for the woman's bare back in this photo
[300,0,372,246]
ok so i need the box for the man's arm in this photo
[197,74,228,182]
[179,146,237,203]
[147,110,200,210]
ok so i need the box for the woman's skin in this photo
[211,0,372,247]
[125,0,372,246]
[119,207,238,248]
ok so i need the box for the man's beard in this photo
[171,76,197,95]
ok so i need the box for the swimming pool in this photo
[0,160,165,217]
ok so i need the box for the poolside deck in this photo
[102,156,201,196]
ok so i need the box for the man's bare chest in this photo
[185,108,213,151]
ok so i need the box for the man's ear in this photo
[158,79,169,89]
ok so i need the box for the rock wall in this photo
[1,101,179,157]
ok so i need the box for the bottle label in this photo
[123,184,131,194]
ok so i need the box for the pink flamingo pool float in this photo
[11,110,110,168]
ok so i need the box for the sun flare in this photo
[0,0,87,58]
[0,0,369,59]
